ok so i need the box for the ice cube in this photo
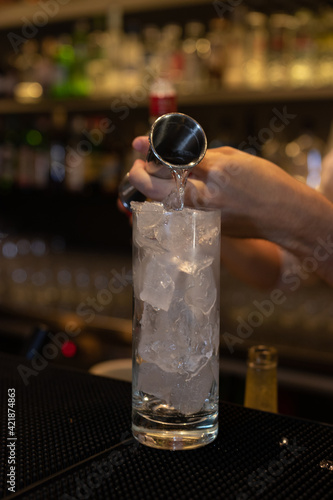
[139,295,218,378]
[138,301,190,372]
[176,255,214,276]
[133,251,160,300]
[170,358,219,415]
[137,358,219,416]
[185,266,217,315]
[138,303,165,362]
[137,362,171,403]
[139,254,177,311]
[182,208,220,246]
[132,201,164,249]
[132,249,145,299]
[131,200,164,217]
[155,208,195,253]
[197,216,221,247]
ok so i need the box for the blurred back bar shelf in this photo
[0,0,212,30]
[2,1,333,106]
[2,88,333,116]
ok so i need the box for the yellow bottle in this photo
[244,345,278,413]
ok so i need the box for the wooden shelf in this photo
[179,87,333,105]
[1,87,333,115]
[0,0,211,30]
[1,1,331,111]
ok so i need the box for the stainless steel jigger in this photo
[118,112,207,211]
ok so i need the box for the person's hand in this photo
[125,136,333,287]
[128,136,176,201]
[127,138,299,240]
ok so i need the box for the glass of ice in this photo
[131,201,221,450]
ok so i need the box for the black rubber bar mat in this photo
[0,352,332,499]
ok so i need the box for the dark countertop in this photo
[0,352,332,500]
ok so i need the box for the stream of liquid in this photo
[162,168,191,211]
[156,149,196,211]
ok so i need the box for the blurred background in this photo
[0,0,332,424]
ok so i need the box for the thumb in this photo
[132,136,150,155]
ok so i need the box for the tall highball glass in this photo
[131,201,221,450]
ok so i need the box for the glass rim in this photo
[130,200,222,216]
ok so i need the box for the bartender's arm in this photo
[126,137,333,288]
[219,237,282,290]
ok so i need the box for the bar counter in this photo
[0,352,332,499]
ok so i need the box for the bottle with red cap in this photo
[149,75,177,124]
[118,75,177,211]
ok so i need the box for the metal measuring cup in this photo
[118,112,207,211]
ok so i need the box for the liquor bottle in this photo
[223,7,248,88]
[71,19,91,97]
[288,9,316,89]
[17,123,36,189]
[32,116,51,189]
[244,11,269,89]
[118,75,177,211]
[181,21,207,93]
[244,345,278,413]
[49,111,67,189]
[148,75,177,124]
[65,115,87,192]
[50,34,75,98]
[0,118,16,192]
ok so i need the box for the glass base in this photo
[132,409,218,450]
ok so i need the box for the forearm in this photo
[190,148,333,286]
[221,237,282,290]
[126,142,333,287]
[258,176,333,286]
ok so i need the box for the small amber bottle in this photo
[244,345,278,413]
